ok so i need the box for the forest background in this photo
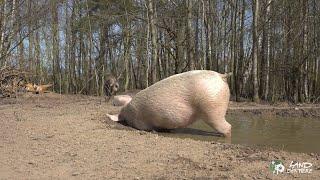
[0,0,319,103]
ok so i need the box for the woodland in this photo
[0,0,319,103]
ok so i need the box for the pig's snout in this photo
[113,83,119,93]
[106,114,120,122]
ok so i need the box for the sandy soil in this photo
[0,93,319,179]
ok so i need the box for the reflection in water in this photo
[161,115,320,153]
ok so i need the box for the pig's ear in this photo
[117,73,122,80]
[106,114,120,122]
[220,72,233,81]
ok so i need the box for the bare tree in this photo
[252,0,260,102]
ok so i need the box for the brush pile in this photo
[0,66,28,97]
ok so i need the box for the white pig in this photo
[112,95,132,106]
[107,70,232,137]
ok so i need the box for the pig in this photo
[106,70,232,137]
[112,95,132,106]
[104,75,119,101]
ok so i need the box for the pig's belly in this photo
[144,104,196,129]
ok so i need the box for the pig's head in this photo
[112,82,119,94]
[119,104,137,123]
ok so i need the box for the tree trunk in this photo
[201,0,207,69]
[51,0,60,92]
[145,1,150,87]
[263,0,272,100]
[186,0,194,70]
[147,0,158,84]
[0,0,8,65]
[252,0,260,102]
[235,0,246,101]
[123,26,130,91]
[64,2,70,93]
[302,0,309,102]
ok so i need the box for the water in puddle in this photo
[161,115,320,153]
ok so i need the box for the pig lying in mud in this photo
[112,95,132,106]
[107,70,232,137]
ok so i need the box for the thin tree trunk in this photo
[231,0,237,96]
[222,3,228,73]
[147,0,158,83]
[123,2,131,91]
[64,2,70,93]
[17,0,24,69]
[195,2,200,69]
[145,1,150,87]
[303,0,309,102]
[0,0,8,65]
[201,0,207,69]
[70,3,77,93]
[124,26,130,91]
[252,0,260,102]
[236,0,246,101]
[51,0,60,92]
[35,30,41,83]
[186,0,194,70]
[263,0,272,100]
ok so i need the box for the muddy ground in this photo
[0,93,319,179]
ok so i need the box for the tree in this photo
[252,0,260,102]
[147,0,158,84]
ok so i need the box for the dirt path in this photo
[0,93,319,179]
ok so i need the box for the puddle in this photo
[161,115,320,153]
